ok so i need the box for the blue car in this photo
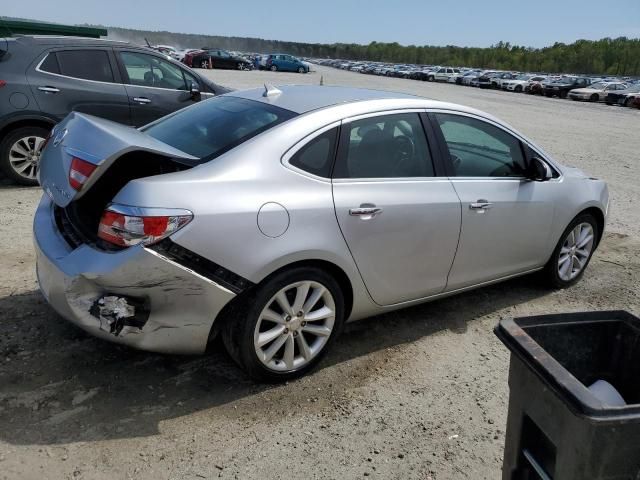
[266,54,309,73]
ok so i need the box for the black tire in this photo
[297,67,305,73]
[0,125,50,186]
[559,90,568,99]
[590,93,599,102]
[542,213,599,289]
[427,75,434,82]
[545,92,553,97]
[221,266,345,382]
[270,65,278,72]
[623,98,631,107]
[515,85,523,93]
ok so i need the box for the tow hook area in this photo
[89,295,150,336]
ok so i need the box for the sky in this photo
[3,0,640,48]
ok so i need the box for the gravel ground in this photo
[0,65,638,480]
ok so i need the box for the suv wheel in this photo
[543,213,598,289]
[0,126,50,186]
[222,267,345,382]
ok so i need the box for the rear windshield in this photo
[142,96,297,162]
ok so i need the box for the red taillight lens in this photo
[69,157,97,191]
[0,80,6,88]
[98,207,192,247]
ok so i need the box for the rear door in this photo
[430,112,556,291]
[116,50,200,126]
[27,48,131,125]
[332,111,461,305]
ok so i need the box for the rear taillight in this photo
[69,157,97,191]
[98,206,193,247]
[0,80,6,88]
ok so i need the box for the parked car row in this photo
[179,48,310,73]
[312,59,640,109]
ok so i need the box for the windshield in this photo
[516,75,532,80]
[143,96,297,162]
[590,82,607,89]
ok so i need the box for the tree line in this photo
[107,27,640,76]
[3,17,638,76]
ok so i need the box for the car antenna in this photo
[263,83,282,97]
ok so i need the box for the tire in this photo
[270,65,277,72]
[0,125,50,186]
[545,92,553,97]
[427,76,434,82]
[222,266,345,382]
[590,93,599,102]
[515,85,523,93]
[297,67,305,73]
[236,63,243,70]
[543,213,599,289]
[623,98,631,107]
[559,90,568,99]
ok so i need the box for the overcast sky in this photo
[3,0,640,48]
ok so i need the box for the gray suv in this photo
[0,35,228,185]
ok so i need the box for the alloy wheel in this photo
[557,223,594,281]
[8,135,46,181]
[254,281,335,372]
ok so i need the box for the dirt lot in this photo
[0,65,638,480]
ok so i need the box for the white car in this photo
[504,75,547,93]
[428,67,460,82]
[569,82,629,102]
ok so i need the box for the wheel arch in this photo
[577,206,605,247]
[0,116,56,141]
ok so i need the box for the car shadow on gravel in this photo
[0,275,549,446]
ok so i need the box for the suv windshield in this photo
[143,96,297,161]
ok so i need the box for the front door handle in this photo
[349,205,383,219]
[38,86,60,93]
[133,97,151,104]
[469,199,493,211]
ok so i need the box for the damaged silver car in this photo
[35,85,609,381]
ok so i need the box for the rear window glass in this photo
[56,50,114,83]
[143,96,297,161]
[40,53,60,74]
[289,127,338,178]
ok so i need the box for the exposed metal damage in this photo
[89,295,149,336]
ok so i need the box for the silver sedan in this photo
[35,85,609,381]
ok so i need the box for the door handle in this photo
[349,205,383,219]
[133,97,151,104]
[38,86,60,93]
[469,200,493,211]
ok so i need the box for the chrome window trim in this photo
[35,51,198,93]
[427,108,563,180]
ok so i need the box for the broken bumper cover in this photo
[33,195,236,354]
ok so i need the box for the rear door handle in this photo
[38,86,60,93]
[469,200,493,210]
[349,205,383,219]
[133,97,151,104]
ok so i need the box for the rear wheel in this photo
[222,267,345,382]
[590,93,599,102]
[270,65,278,72]
[543,214,598,289]
[0,126,50,186]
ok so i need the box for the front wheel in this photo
[0,125,50,186]
[543,214,598,289]
[222,267,345,382]
[590,93,599,102]
[297,67,305,73]
[270,65,278,72]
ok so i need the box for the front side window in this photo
[53,50,114,82]
[334,113,435,179]
[120,52,187,90]
[289,127,338,178]
[434,113,526,177]
[143,96,297,161]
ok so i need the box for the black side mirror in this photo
[190,81,201,100]
[529,156,553,181]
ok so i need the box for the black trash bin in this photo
[495,310,640,480]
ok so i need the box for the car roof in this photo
[228,85,424,114]
[9,35,130,47]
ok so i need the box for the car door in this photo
[332,111,461,306]
[27,48,131,125]
[430,112,556,291]
[116,50,200,126]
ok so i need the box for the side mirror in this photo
[529,156,553,181]
[190,81,201,100]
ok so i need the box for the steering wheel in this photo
[391,136,415,175]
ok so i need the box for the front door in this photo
[117,50,200,126]
[27,48,131,125]
[430,112,556,291]
[332,111,461,306]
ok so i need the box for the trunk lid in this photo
[39,112,197,207]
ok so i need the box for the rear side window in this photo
[39,53,60,74]
[289,128,338,178]
[55,50,114,83]
[143,96,297,161]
